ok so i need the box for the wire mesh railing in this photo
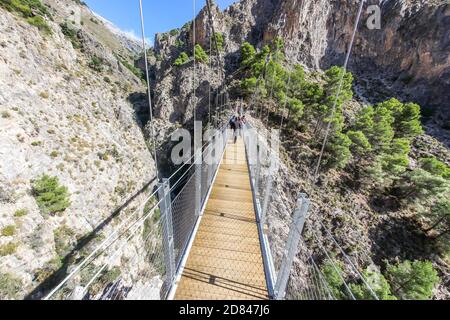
[242,119,380,300]
[43,122,229,300]
[242,121,310,300]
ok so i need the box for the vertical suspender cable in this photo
[280,73,291,130]
[313,0,365,181]
[193,0,196,124]
[209,27,212,127]
[139,0,159,178]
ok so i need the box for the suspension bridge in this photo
[40,0,379,301]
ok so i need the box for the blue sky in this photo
[84,0,237,45]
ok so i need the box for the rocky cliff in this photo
[149,0,449,139]
[0,0,156,299]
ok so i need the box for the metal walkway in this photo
[174,137,268,300]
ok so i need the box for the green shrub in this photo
[117,57,143,79]
[0,0,51,34]
[88,56,104,72]
[212,32,224,52]
[27,15,51,34]
[349,268,396,300]
[32,175,71,214]
[1,111,11,118]
[386,260,439,300]
[321,259,347,299]
[0,242,18,256]
[60,22,81,49]
[175,39,184,48]
[0,273,22,300]
[1,225,16,237]
[169,28,179,36]
[174,52,189,66]
[50,150,59,158]
[14,208,28,217]
[194,44,208,64]
[0,0,49,16]
[419,157,450,179]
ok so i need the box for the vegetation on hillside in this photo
[0,0,52,34]
[32,175,71,215]
[321,259,439,300]
[238,38,449,299]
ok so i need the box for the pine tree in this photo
[287,98,304,128]
[321,259,347,300]
[386,260,439,300]
[32,175,71,214]
[419,157,450,179]
[388,99,424,139]
[240,41,255,68]
[323,66,354,110]
[347,130,372,159]
[174,52,189,66]
[194,44,208,63]
[424,199,450,237]
[371,102,395,152]
[251,45,270,77]
[289,64,305,98]
[379,138,411,176]
[327,132,352,169]
[398,157,450,200]
[401,168,449,201]
[353,106,375,142]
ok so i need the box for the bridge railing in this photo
[242,120,379,301]
[44,122,229,300]
[242,121,311,300]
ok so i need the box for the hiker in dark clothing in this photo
[229,116,237,144]
[236,116,243,137]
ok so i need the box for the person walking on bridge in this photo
[229,116,238,144]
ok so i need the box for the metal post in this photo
[274,194,310,300]
[194,121,202,216]
[158,178,176,290]
[255,145,261,194]
[260,158,276,226]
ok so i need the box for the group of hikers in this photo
[229,115,246,144]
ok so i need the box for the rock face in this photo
[149,0,449,131]
[0,0,155,299]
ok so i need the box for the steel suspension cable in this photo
[312,233,356,300]
[313,0,365,181]
[280,73,291,130]
[318,221,379,299]
[139,0,159,179]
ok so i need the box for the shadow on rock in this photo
[368,216,439,268]
[25,178,156,300]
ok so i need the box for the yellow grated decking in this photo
[174,137,268,300]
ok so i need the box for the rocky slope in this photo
[0,0,156,299]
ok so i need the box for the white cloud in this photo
[90,10,153,47]
[121,29,153,47]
